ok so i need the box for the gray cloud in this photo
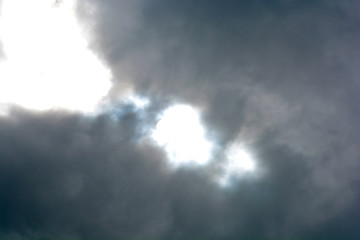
[77,0,360,142]
[75,0,360,237]
[0,106,359,239]
[1,0,360,239]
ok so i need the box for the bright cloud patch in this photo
[219,144,256,186]
[0,0,111,113]
[152,104,213,166]
[126,95,150,109]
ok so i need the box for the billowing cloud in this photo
[1,0,360,239]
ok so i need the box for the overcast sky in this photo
[0,0,360,239]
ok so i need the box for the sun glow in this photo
[0,0,111,113]
[219,144,256,186]
[152,104,213,166]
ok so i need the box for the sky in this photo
[0,0,360,239]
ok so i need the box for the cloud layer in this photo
[0,0,360,239]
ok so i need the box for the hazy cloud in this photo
[0,106,359,239]
[1,0,360,239]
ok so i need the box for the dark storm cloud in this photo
[0,107,170,239]
[1,0,360,239]
[1,108,359,240]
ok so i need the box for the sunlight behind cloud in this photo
[152,104,213,166]
[219,144,256,187]
[0,0,111,113]
[126,95,150,109]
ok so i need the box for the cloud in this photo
[77,0,360,142]
[0,106,359,239]
[0,107,170,239]
[0,0,6,58]
[77,0,360,237]
[1,0,360,239]
[0,42,4,59]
